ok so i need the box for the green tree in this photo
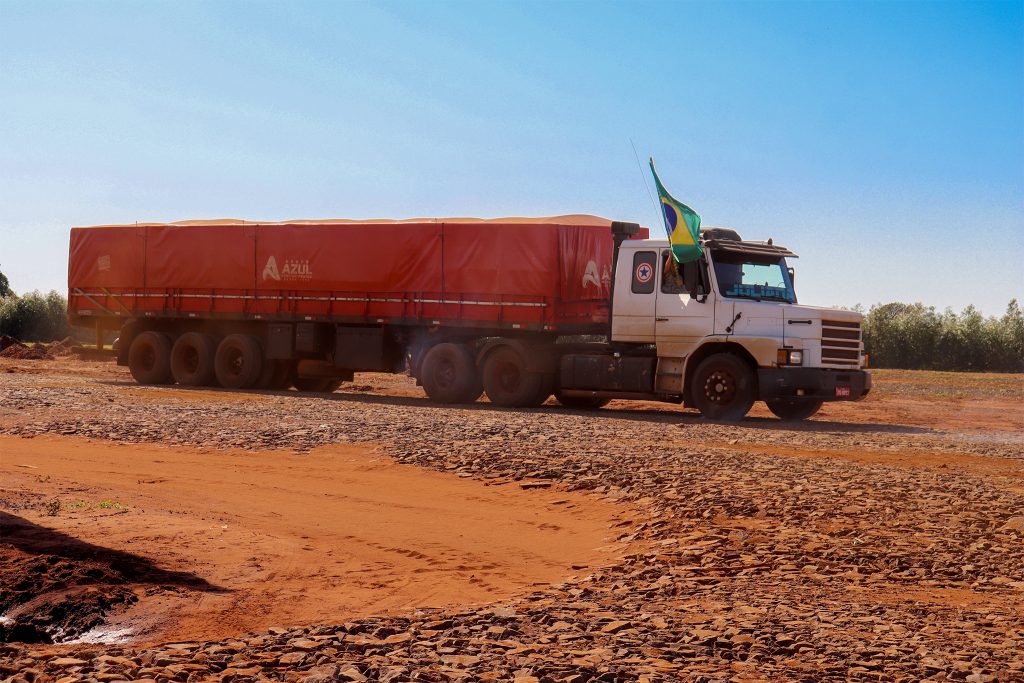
[0,290,70,342]
[863,300,1024,372]
[0,268,11,298]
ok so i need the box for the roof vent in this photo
[700,227,742,241]
[611,221,641,239]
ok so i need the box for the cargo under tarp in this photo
[68,216,635,332]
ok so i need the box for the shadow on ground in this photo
[0,512,223,643]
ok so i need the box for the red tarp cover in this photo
[69,216,634,330]
[255,223,442,293]
[147,224,255,290]
[68,225,145,288]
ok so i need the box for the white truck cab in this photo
[599,225,871,420]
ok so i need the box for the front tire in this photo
[128,331,173,385]
[420,343,482,404]
[691,353,756,421]
[766,398,822,421]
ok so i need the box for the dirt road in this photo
[0,436,624,645]
[1,358,1022,681]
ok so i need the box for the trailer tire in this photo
[554,392,611,410]
[292,375,341,393]
[766,398,822,421]
[269,361,293,390]
[170,333,217,386]
[128,331,173,385]
[527,375,555,407]
[256,358,285,390]
[482,346,545,407]
[420,343,482,404]
[691,353,755,421]
[214,334,263,389]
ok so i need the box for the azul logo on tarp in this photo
[262,256,312,282]
[582,260,611,291]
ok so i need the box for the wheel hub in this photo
[704,370,736,404]
[184,348,199,373]
[227,349,244,376]
[436,360,456,388]
[499,363,521,393]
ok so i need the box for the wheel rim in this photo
[498,362,521,394]
[704,369,737,404]
[141,346,156,371]
[183,347,199,374]
[434,358,456,390]
[225,347,244,377]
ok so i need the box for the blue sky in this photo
[1,0,1021,314]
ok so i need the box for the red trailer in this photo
[69,216,646,406]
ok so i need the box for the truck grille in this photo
[821,320,862,366]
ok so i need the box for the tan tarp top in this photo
[74,215,617,230]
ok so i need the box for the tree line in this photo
[0,289,71,342]
[860,300,1023,373]
[0,268,1021,372]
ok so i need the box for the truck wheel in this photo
[527,376,555,407]
[214,334,263,389]
[482,346,544,407]
[170,333,217,386]
[555,392,611,410]
[766,398,823,421]
[420,343,482,404]
[292,375,340,393]
[691,353,756,421]
[323,379,343,392]
[269,361,293,390]
[256,358,285,390]
[128,331,173,385]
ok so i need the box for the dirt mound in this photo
[0,336,80,360]
[46,336,81,357]
[0,343,53,360]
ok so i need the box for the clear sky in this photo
[1,0,1021,315]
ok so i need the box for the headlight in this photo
[777,349,803,366]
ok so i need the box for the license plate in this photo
[835,385,851,397]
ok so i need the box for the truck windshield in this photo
[711,252,796,303]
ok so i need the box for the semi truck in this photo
[67,215,870,421]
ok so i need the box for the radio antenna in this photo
[630,138,659,221]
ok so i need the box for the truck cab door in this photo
[655,250,714,357]
[611,248,657,343]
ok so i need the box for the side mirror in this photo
[682,260,710,303]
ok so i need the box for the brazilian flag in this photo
[649,158,702,263]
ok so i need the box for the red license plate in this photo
[835,385,851,397]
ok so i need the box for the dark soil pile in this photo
[0,548,137,643]
[46,337,82,357]
[0,336,77,360]
[0,344,53,360]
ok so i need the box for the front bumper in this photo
[757,368,872,402]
